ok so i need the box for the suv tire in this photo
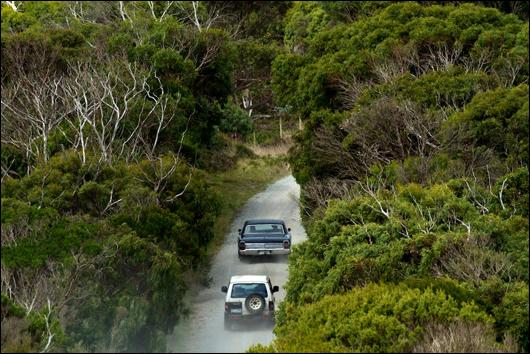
[244,293,265,314]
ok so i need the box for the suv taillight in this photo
[283,240,290,249]
[239,241,246,250]
[225,302,229,312]
[269,301,274,311]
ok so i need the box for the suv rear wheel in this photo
[244,293,265,314]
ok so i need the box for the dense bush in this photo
[493,282,529,352]
[272,2,528,352]
[277,159,528,351]
[286,177,528,303]
[1,150,220,352]
[250,283,492,352]
[219,101,253,138]
[0,1,284,352]
[1,294,65,352]
[443,84,529,166]
[274,2,528,188]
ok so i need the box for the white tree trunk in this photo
[279,116,283,139]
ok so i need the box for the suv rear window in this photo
[230,283,268,298]
[244,223,284,234]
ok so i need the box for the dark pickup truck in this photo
[237,219,292,258]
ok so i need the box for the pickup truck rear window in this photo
[231,283,268,298]
[244,223,284,234]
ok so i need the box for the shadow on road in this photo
[238,255,289,264]
[226,320,275,332]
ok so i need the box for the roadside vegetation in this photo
[1,1,291,352]
[249,1,529,353]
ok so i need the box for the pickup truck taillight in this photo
[239,241,246,250]
[283,240,290,249]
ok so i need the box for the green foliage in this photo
[254,283,491,353]
[152,48,196,86]
[48,28,87,60]
[1,31,63,81]
[289,109,348,184]
[1,292,66,352]
[282,173,528,350]
[1,144,27,179]
[1,150,221,352]
[219,101,253,137]
[1,6,37,33]
[364,68,495,109]
[493,282,529,352]
[2,1,528,353]
[2,293,26,318]
[192,29,234,98]
[1,1,68,33]
[276,2,528,353]
[318,1,392,23]
[231,38,281,113]
[103,233,187,352]
[271,53,307,109]
[1,295,44,352]
[293,55,344,114]
[284,1,331,53]
[444,84,529,166]
[1,215,96,269]
[217,2,291,41]
[274,1,528,193]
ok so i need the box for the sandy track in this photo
[167,175,306,353]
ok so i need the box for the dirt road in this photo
[167,175,306,353]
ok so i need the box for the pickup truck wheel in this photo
[244,293,265,314]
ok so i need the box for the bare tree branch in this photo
[433,236,513,286]
[498,178,508,211]
[3,0,21,11]
[39,298,55,353]
[1,73,73,165]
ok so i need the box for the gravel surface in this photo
[167,175,307,353]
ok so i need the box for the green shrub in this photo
[493,282,529,352]
[443,84,529,166]
[254,283,491,353]
[219,101,253,137]
[285,171,528,350]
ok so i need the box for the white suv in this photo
[221,275,279,330]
